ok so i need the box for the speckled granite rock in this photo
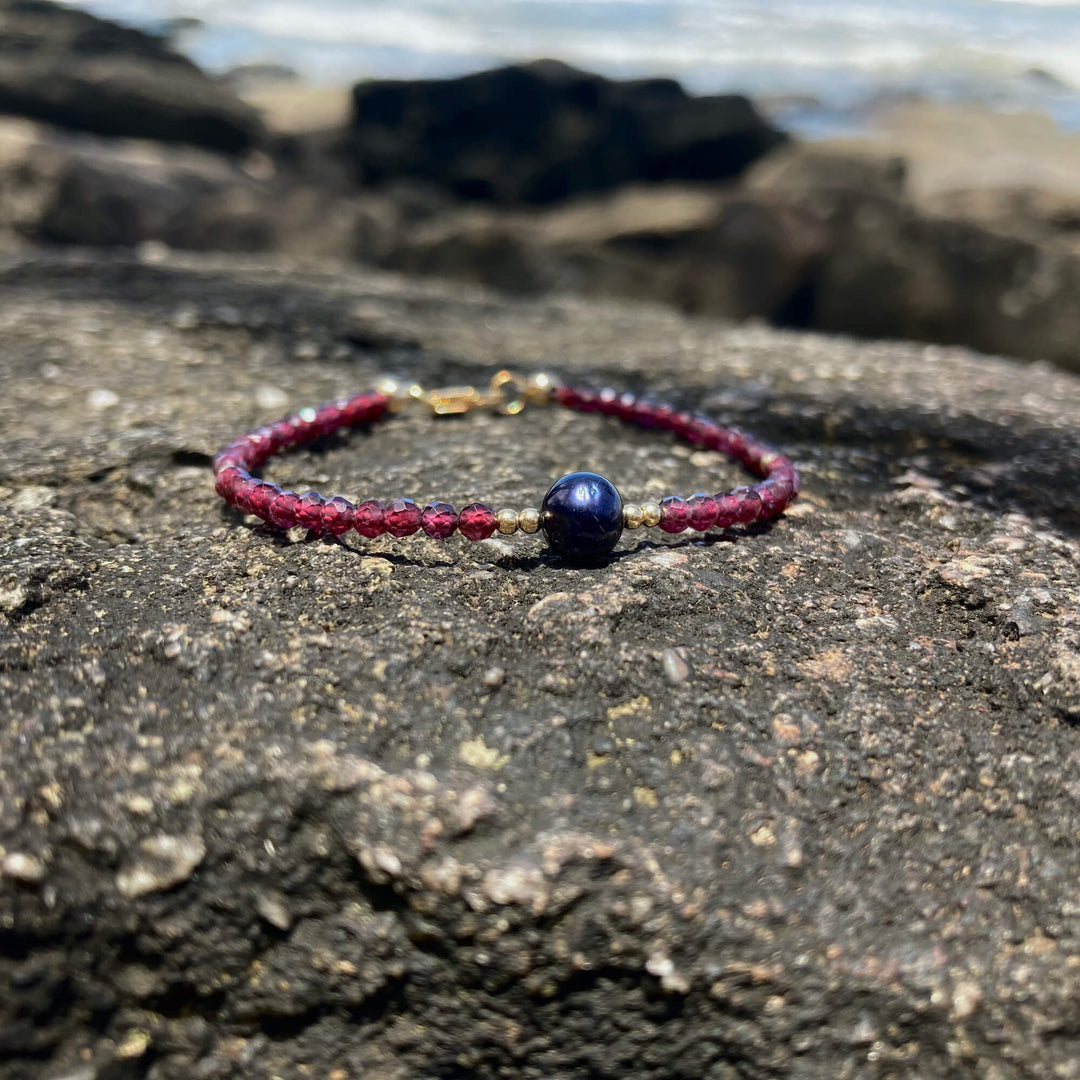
[1,250,1080,1080]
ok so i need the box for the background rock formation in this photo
[346,59,786,203]
[0,0,264,152]
[0,3,1079,369]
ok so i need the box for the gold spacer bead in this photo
[376,377,424,413]
[641,502,662,528]
[496,508,519,535]
[623,504,644,530]
[518,507,541,534]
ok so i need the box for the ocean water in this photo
[66,0,1080,135]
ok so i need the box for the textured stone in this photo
[1,250,1080,1079]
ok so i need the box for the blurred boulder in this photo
[805,188,1080,368]
[0,122,278,251]
[384,184,826,323]
[744,143,1080,369]
[347,59,786,204]
[0,0,264,153]
[37,154,276,252]
[920,184,1080,243]
[0,118,432,262]
[747,143,908,201]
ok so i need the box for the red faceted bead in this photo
[354,499,387,538]
[732,487,762,524]
[295,491,325,531]
[269,420,298,453]
[245,429,274,467]
[651,403,676,430]
[458,503,497,541]
[772,464,800,496]
[597,387,619,416]
[269,490,300,528]
[556,386,586,410]
[313,404,343,438]
[214,467,243,502]
[755,481,785,518]
[687,493,719,531]
[288,409,319,445]
[713,492,740,528]
[247,482,281,520]
[321,496,355,536]
[742,440,776,474]
[233,477,259,514]
[726,429,749,461]
[659,495,690,534]
[615,392,637,421]
[668,413,699,441]
[385,498,422,537]
[674,417,708,447]
[213,447,243,474]
[341,392,386,427]
[422,501,458,539]
[631,400,662,428]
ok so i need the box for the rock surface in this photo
[1,250,1080,1077]
[0,0,264,153]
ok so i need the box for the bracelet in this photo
[212,370,800,564]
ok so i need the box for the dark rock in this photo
[0,124,279,252]
[0,0,264,153]
[2,250,1080,1078]
[744,148,1080,371]
[35,146,277,252]
[383,184,828,321]
[0,120,423,260]
[347,59,786,204]
[747,143,908,201]
[921,184,1080,241]
[373,141,1080,371]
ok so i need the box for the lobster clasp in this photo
[426,370,557,416]
[426,384,489,416]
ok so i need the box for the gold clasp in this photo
[378,371,558,416]
[427,370,557,416]
[427,384,490,416]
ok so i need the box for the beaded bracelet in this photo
[212,370,800,564]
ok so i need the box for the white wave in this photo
[61,0,1080,99]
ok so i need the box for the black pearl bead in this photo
[541,472,624,563]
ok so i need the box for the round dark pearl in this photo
[541,472,624,563]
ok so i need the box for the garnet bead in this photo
[247,482,281,521]
[385,498,422,537]
[541,472,623,563]
[687,493,719,531]
[732,487,762,524]
[755,481,786,518]
[458,503,497,541]
[295,491,325,531]
[713,492,740,528]
[214,467,243,502]
[354,499,387,538]
[321,495,356,536]
[422,502,458,539]
[233,477,259,514]
[659,495,690,534]
[269,490,300,529]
